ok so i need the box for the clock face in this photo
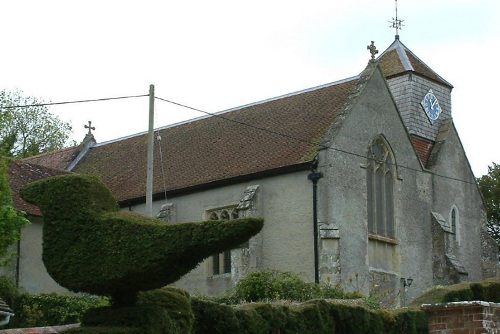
[420,90,441,123]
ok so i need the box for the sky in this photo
[0,0,498,177]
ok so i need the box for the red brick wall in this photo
[423,301,500,333]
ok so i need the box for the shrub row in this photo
[73,286,427,334]
[190,298,427,334]
[0,276,106,329]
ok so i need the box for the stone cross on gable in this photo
[367,41,378,60]
[84,121,95,135]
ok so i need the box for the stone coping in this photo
[421,300,500,309]
[0,324,80,333]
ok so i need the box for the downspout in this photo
[308,160,323,284]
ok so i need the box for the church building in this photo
[6,37,498,306]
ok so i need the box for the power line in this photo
[154,96,482,187]
[0,91,487,188]
[0,94,148,109]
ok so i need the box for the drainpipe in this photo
[308,162,323,284]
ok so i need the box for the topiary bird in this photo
[20,174,263,307]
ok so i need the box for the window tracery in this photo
[367,137,395,239]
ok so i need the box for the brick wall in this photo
[423,301,500,333]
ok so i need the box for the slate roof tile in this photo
[378,38,453,88]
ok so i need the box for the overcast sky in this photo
[1,0,498,177]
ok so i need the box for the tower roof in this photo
[378,37,453,88]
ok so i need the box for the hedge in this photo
[188,298,428,334]
[0,277,105,329]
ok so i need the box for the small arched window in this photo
[451,208,457,234]
[450,206,460,243]
[367,137,395,239]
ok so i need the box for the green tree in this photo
[0,89,73,158]
[478,162,500,243]
[0,158,30,265]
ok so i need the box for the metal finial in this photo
[84,121,95,135]
[367,41,378,60]
[389,0,404,38]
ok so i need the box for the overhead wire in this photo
[0,94,149,109]
[0,92,491,189]
[154,96,484,188]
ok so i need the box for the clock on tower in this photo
[420,89,442,124]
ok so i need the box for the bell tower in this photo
[377,7,454,167]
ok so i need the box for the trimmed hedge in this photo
[19,174,263,306]
[189,298,428,334]
[80,287,193,334]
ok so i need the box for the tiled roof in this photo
[22,147,79,171]
[410,136,433,167]
[72,77,361,202]
[7,161,69,216]
[23,134,96,172]
[378,37,453,88]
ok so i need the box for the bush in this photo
[0,276,18,307]
[12,293,106,328]
[0,277,106,329]
[225,270,359,304]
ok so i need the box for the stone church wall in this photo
[0,217,69,295]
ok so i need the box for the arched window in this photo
[451,208,456,234]
[367,137,395,239]
[208,207,239,276]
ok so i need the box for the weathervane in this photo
[389,0,404,38]
[84,121,95,135]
